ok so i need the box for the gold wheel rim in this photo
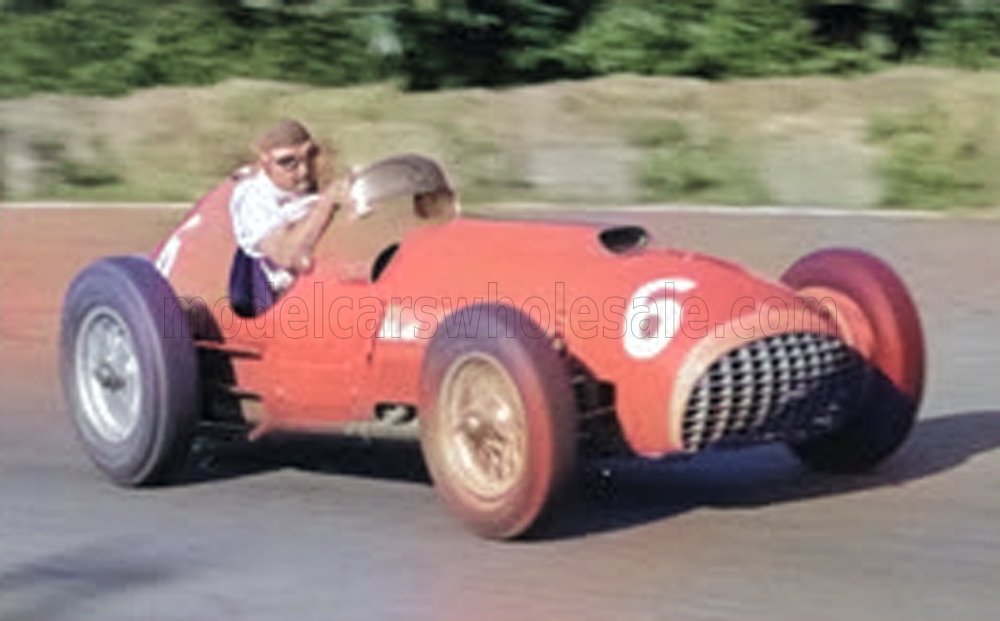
[438,353,527,501]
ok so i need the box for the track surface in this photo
[2,206,999,620]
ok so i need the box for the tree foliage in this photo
[394,0,597,89]
[2,0,1000,97]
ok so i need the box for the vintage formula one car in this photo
[61,154,925,539]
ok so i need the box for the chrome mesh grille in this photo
[682,332,867,452]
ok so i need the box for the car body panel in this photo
[153,156,855,457]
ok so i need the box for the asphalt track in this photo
[2,205,999,620]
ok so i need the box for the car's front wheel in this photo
[60,256,200,486]
[419,304,576,539]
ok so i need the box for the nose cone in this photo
[611,291,843,457]
[600,250,850,457]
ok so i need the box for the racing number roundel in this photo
[624,278,696,360]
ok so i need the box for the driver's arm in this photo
[257,178,350,271]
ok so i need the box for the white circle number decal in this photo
[624,278,696,360]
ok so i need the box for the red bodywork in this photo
[152,164,866,459]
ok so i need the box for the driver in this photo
[229,119,350,316]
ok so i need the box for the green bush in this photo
[28,137,123,194]
[0,0,394,97]
[395,0,595,89]
[0,3,138,96]
[924,11,1000,69]
[633,121,769,204]
[868,104,1000,209]
[559,3,705,76]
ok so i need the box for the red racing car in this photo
[60,155,925,539]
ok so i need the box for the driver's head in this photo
[253,119,319,194]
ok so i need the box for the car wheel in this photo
[781,248,925,473]
[60,256,200,486]
[419,304,576,539]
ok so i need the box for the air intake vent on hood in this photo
[598,226,648,254]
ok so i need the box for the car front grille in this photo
[681,332,867,452]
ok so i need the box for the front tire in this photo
[60,256,200,486]
[781,248,925,473]
[419,304,577,539]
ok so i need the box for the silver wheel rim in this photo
[439,353,527,500]
[74,306,142,444]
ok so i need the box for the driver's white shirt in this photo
[229,169,318,291]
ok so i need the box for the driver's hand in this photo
[323,173,354,209]
[294,253,314,274]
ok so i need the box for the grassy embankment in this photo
[3,67,1000,210]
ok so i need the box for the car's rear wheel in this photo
[419,304,576,539]
[781,248,925,473]
[60,256,200,486]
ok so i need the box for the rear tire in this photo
[60,256,200,486]
[781,249,924,473]
[419,304,577,539]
